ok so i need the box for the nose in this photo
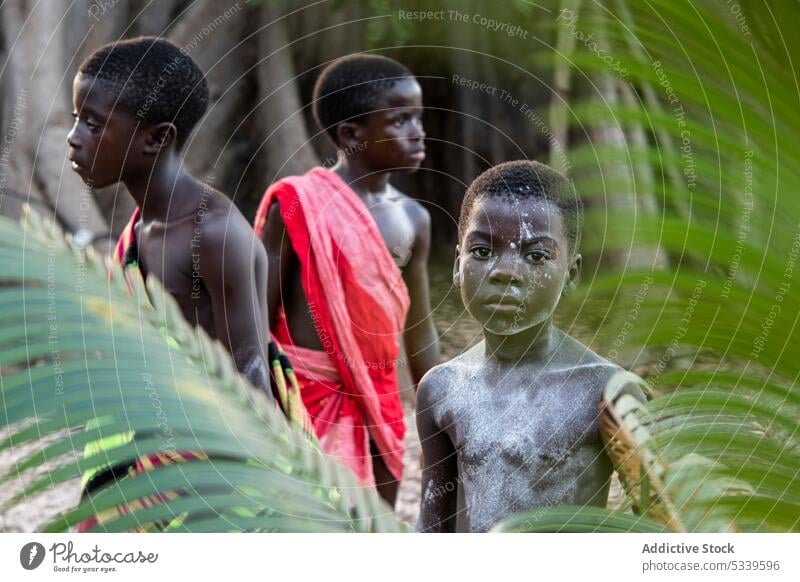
[66,120,80,149]
[488,251,522,286]
[410,117,425,141]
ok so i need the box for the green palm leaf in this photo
[492,506,668,533]
[0,211,402,532]
[555,0,800,532]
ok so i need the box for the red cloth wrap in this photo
[114,208,139,266]
[254,167,409,483]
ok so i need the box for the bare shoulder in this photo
[417,343,482,410]
[389,185,431,232]
[196,190,263,255]
[416,361,457,411]
[551,329,630,394]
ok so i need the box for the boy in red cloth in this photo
[255,54,440,504]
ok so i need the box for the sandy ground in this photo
[0,427,81,533]
[395,402,423,527]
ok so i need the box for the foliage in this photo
[0,212,402,532]
[508,0,800,532]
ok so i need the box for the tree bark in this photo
[254,1,319,187]
[619,80,668,269]
[169,0,252,188]
[614,0,690,269]
[580,2,659,272]
[550,0,581,174]
[0,1,111,252]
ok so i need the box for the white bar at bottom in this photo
[0,533,797,581]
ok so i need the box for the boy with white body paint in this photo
[416,160,643,532]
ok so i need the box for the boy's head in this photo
[454,160,583,336]
[312,54,426,171]
[67,36,208,187]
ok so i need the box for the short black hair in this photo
[78,36,209,149]
[458,160,582,253]
[312,54,413,144]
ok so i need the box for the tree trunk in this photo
[613,0,692,270]
[0,1,110,252]
[169,0,251,188]
[550,0,581,174]
[255,1,320,187]
[619,80,668,269]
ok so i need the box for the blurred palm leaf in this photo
[493,506,668,533]
[503,0,799,533]
[0,211,402,532]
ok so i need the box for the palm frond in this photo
[0,212,402,532]
[558,0,800,532]
[492,506,668,533]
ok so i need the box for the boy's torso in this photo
[133,193,259,339]
[360,184,419,268]
[431,335,618,532]
[282,184,420,350]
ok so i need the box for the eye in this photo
[85,117,101,131]
[470,246,492,259]
[526,250,550,263]
[73,112,100,131]
[393,113,410,127]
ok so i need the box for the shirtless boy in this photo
[67,37,271,394]
[256,54,440,504]
[417,160,637,532]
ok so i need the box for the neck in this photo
[332,154,390,197]
[125,153,190,222]
[483,319,557,363]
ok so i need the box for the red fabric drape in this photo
[254,167,409,482]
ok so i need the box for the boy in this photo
[416,160,638,532]
[67,37,271,395]
[255,54,440,504]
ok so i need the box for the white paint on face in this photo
[520,220,534,240]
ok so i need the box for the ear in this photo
[452,245,462,287]
[143,122,177,155]
[561,253,581,297]
[335,121,364,151]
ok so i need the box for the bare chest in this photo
[135,223,212,327]
[359,200,417,268]
[439,372,603,468]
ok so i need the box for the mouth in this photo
[69,158,94,184]
[484,294,524,313]
[68,154,85,173]
[408,149,426,162]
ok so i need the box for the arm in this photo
[261,201,294,330]
[416,372,458,532]
[402,204,440,387]
[201,215,272,398]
